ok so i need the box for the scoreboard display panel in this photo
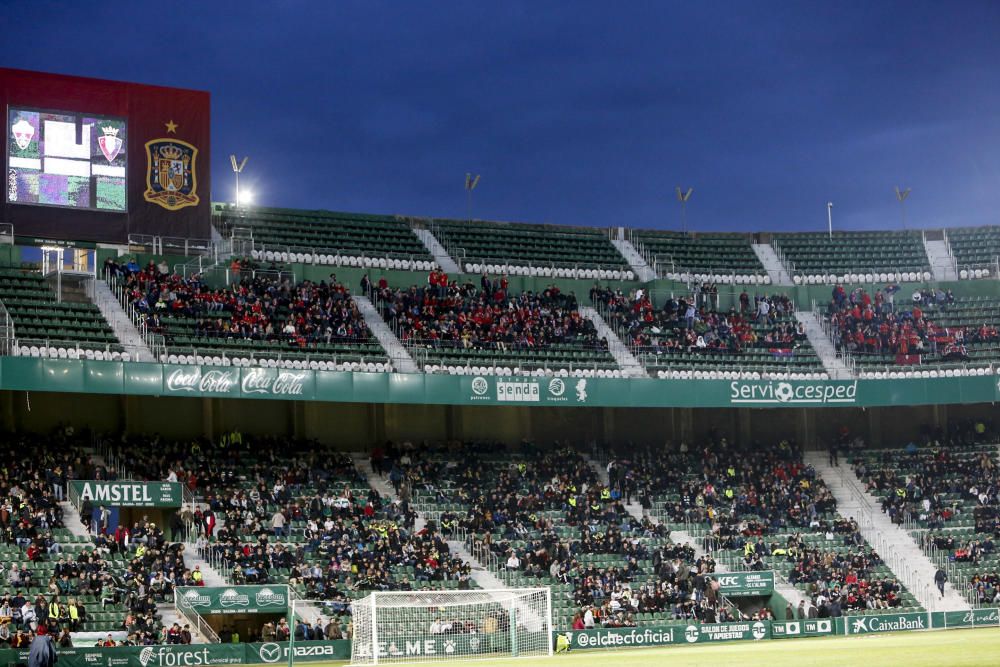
[7,106,127,212]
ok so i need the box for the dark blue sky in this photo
[5,1,1000,232]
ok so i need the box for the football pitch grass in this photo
[260,626,1000,667]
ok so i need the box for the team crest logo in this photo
[143,138,199,210]
[11,119,34,150]
[98,126,123,162]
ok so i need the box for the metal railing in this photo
[173,588,221,643]
[0,297,14,356]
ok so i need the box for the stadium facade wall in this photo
[0,385,988,449]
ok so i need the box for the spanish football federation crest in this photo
[143,138,199,210]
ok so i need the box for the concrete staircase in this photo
[584,456,646,521]
[60,500,90,537]
[924,236,958,282]
[578,306,647,378]
[158,602,213,643]
[352,295,419,373]
[609,229,656,282]
[182,549,229,587]
[794,311,854,379]
[804,452,971,612]
[752,243,794,286]
[350,452,426,532]
[412,228,461,274]
[90,280,157,361]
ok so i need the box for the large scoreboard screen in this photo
[7,106,127,212]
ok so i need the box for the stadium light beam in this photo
[230,154,249,208]
[895,187,911,230]
[827,202,834,240]
[676,187,693,233]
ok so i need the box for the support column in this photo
[867,409,882,448]
[201,397,215,440]
[737,409,752,444]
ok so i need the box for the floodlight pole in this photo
[230,154,249,208]
[895,187,911,230]
[827,202,834,240]
[465,173,480,223]
[676,187,693,233]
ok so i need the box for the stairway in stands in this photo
[352,295,420,373]
[804,452,971,612]
[90,279,157,361]
[923,231,959,282]
[794,311,854,379]
[609,228,657,282]
[752,243,794,286]
[578,306,647,377]
[348,452,513,589]
[411,227,461,274]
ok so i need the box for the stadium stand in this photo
[105,434,474,641]
[627,230,767,284]
[426,219,633,279]
[0,431,187,644]
[616,438,922,616]
[848,420,1000,608]
[394,442,751,630]
[824,285,1000,373]
[946,226,1000,279]
[591,286,826,379]
[213,204,438,272]
[108,259,392,371]
[773,231,932,285]
[371,275,622,376]
[0,268,124,360]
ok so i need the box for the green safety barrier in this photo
[176,586,289,615]
[3,357,1000,408]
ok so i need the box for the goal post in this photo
[349,588,553,665]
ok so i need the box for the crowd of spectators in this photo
[107,258,372,350]
[825,284,998,363]
[591,287,804,357]
[375,276,606,352]
[853,441,998,528]
[383,440,736,627]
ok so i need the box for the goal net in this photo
[348,588,552,665]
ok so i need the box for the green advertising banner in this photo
[245,641,351,664]
[716,571,775,596]
[844,612,932,635]
[0,641,351,667]
[0,643,245,667]
[69,480,183,508]
[352,632,519,662]
[2,357,1000,409]
[937,609,1000,629]
[561,620,770,650]
[176,585,289,615]
[772,618,838,639]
